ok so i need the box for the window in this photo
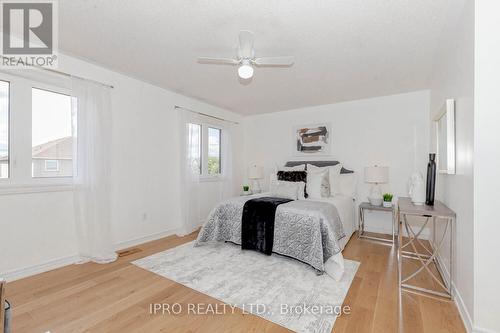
[32,88,74,178]
[0,81,9,179]
[208,127,221,175]
[0,74,76,187]
[44,160,59,172]
[188,123,223,178]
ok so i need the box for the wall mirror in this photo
[434,99,456,174]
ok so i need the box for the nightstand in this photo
[358,202,395,244]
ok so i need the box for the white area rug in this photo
[133,242,359,333]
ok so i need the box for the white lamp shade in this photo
[249,165,263,179]
[364,166,389,183]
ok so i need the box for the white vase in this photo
[383,201,392,208]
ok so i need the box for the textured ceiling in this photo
[59,0,452,115]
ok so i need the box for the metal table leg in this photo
[358,206,395,245]
[358,206,363,238]
[397,208,402,294]
[399,213,453,299]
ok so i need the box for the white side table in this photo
[358,202,396,244]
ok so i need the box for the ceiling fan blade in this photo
[238,30,254,59]
[253,56,295,66]
[197,57,239,65]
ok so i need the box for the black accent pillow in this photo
[277,171,308,198]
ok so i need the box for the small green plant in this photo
[243,185,250,192]
[383,193,393,202]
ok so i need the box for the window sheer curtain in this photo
[72,78,117,264]
[177,108,235,236]
[178,109,201,236]
[219,124,234,201]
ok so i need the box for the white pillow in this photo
[334,173,357,197]
[269,175,306,199]
[270,180,301,200]
[269,172,277,184]
[296,181,306,200]
[306,168,329,199]
[308,164,342,196]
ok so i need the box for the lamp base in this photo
[368,183,383,206]
[251,179,262,194]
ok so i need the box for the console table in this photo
[397,197,456,299]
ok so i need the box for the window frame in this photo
[0,73,75,192]
[207,126,222,176]
[188,121,224,181]
[31,86,74,179]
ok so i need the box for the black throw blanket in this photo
[241,197,293,255]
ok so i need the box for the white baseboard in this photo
[1,254,80,282]
[434,250,473,333]
[473,326,499,333]
[454,281,474,333]
[114,227,184,251]
[1,228,184,282]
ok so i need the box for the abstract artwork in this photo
[294,124,331,155]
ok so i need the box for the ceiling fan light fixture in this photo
[198,31,294,81]
[238,62,254,79]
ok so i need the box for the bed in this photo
[195,161,356,281]
[309,195,356,251]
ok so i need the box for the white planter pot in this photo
[383,201,392,208]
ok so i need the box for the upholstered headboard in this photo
[285,161,354,174]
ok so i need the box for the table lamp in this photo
[364,166,389,206]
[248,165,264,194]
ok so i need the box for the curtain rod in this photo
[175,105,239,124]
[0,56,114,89]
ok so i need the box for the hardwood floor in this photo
[6,231,466,333]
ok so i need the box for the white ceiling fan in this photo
[197,30,294,79]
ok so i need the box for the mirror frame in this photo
[434,99,456,175]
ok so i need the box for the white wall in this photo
[0,190,78,277]
[474,1,500,332]
[0,53,243,279]
[429,0,475,330]
[243,90,430,234]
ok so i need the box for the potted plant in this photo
[242,185,251,196]
[383,193,393,207]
